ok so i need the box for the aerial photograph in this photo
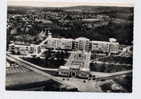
[6,2,133,92]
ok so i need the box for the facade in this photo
[91,41,110,53]
[45,32,74,50]
[8,31,120,57]
[58,51,91,78]
[60,38,73,50]
[8,43,31,55]
[46,38,74,50]
[29,44,41,57]
[109,42,119,54]
[108,38,119,54]
[74,37,90,52]
[58,66,71,77]
[91,38,119,54]
[47,38,60,49]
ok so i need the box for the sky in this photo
[8,0,134,7]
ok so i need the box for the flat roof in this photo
[59,66,70,70]
[80,68,90,72]
[82,18,101,22]
[75,37,89,41]
[69,65,80,69]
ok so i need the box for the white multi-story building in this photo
[91,41,110,53]
[32,31,119,55]
[109,42,119,54]
[58,51,91,78]
[74,37,90,52]
[91,38,119,54]
[47,38,60,49]
[44,31,74,50]
[60,38,73,50]
[9,31,120,57]
[108,38,119,54]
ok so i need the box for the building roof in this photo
[80,68,90,72]
[82,18,101,22]
[60,38,74,41]
[109,38,117,42]
[75,37,89,41]
[59,66,70,70]
[69,65,80,69]
[91,40,110,44]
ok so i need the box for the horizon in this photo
[8,1,134,8]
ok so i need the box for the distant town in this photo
[6,6,133,92]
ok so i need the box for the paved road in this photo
[55,77,102,92]
[7,54,103,92]
[6,54,132,92]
